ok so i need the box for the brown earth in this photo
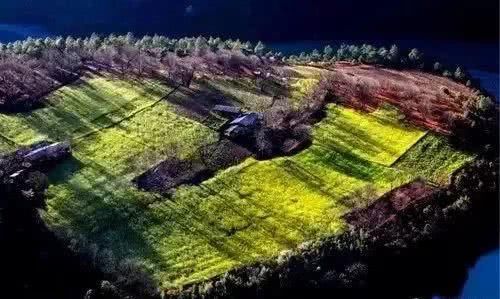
[133,139,252,194]
[328,62,478,134]
[344,180,440,231]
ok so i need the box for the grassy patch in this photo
[290,78,318,102]
[0,74,171,145]
[72,104,218,178]
[0,139,14,154]
[288,66,326,103]
[393,134,475,184]
[205,78,273,111]
[315,105,426,166]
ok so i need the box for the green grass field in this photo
[394,133,475,184]
[288,65,325,103]
[0,74,171,146]
[315,105,426,166]
[45,103,423,288]
[205,77,274,111]
[0,69,475,289]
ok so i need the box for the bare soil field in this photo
[344,180,439,231]
[329,62,478,134]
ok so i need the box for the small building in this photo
[23,141,71,166]
[212,105,242,118]
[229,112,261,127]
[224,125,247,138]
[224,112,262,139]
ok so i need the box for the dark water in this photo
[0,25,498,299]
[443,70,498,299]
[0,24,50,42]
[456,249,500,299]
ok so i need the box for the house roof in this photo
[229,113,261,127]
[23,141,71,161]
[225,125,245,137]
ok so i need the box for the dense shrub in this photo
[451,94,498,151]
[254,81,329,159]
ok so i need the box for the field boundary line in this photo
[389,131,429,167]
[0,132,18,147]
[72,84,181,142]
[73,87,164,132]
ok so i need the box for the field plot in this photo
[205,78,274,111]
[146,104,426,286]
[0,138,14,154]
[394,134,475,183]
[289,65,325,103]
[315,105,426,165]
[0,74,171,145]
[46,102,433,288]
[45,101,218,278]
[45,103,471,288]
[1,70,475,290]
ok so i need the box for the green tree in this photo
[377,47,388,60]
[433,62,442,72]
[125,32,135,45]
[311,49,321,62]
[194,36,209,56]
[408,48,422,63]
[454,66,466,81]
[323,45,333,60]
[388,44,400,64]
[87,33,102,51]
[298,52,310,62]
[254,41,266,56]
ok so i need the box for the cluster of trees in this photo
[285,44,472,85]
[168,155,498,299]
[452,94,498,151]
[313,69,497,150]
[254,85,329,159]
[0,34,277,111]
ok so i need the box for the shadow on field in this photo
[307,144,387,182]
[19,77,169,142]
[317,117,401,163]
[47,156,85,184]
[47,156,170,278]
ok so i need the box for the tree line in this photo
[0,34,276,112]
[285,44,473,86]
